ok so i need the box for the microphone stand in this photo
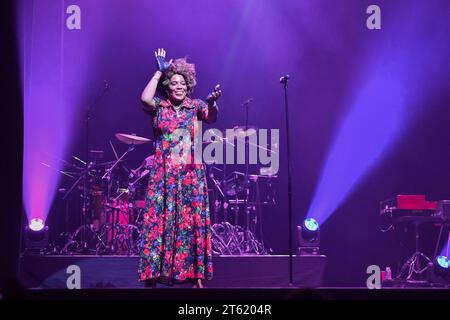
[280,75,293,286]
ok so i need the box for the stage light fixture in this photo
[434,255,449,273]
[426,255,450,285]
[297,218,320,255]
[24,219,49,254]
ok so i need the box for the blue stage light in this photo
[435,256,449,269]
[304,218,319,232]
[427,255,450,284]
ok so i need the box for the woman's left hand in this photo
[207,84,222,104]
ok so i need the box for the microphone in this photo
[242,98,254,107]
[279,74,290,83]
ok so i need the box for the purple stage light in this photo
[20,1,71,226]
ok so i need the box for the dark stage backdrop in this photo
[20,0,450,287]
[0,0,23,289]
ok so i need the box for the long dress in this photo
[138,96,214,283]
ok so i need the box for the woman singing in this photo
[138,48,221,288]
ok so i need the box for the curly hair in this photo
[158,58,197,97]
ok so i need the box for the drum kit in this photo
[58,133,152,255]
[53,127,276,256]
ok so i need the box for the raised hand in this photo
[154,48,173,72]
[206,84,222,104]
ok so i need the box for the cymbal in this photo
[115,133,151,145]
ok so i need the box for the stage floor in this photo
[3,287,450,301]
[19,254,327,289]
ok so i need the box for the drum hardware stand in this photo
[100,144,135,254]
[254,177,268,252]
[62,81,110,254]
[236,98,267,254]
[238,100,269,255]
[101,144,135,180]
[127,168,150,255]
[99,134,150,255]
[206,97,273,255]
[242,98,252,253]
[210,169,269,255]
[210,169,242,255]
[209,171,225,224]
[396,221,432,283]
[61,158,101,254]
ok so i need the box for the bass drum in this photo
[97,197,134,255]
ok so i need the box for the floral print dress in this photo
[138,96,213,284]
